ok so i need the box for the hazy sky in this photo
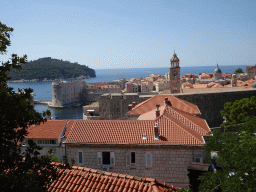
[1,0,255,69]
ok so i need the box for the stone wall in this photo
[98,93,152,120]
[67,145,203,189]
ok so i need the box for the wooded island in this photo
[8,57,96,81]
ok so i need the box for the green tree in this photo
[220,96,256,128]
[0,21,67,191]
[199,117,256,191]
[234,68,244,74]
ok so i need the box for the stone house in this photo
[154,79,170,92]
[64,95,211,188]
[125,82,139,93]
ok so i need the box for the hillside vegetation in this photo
[8,57,96,80]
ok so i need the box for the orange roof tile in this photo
[25,120,69,139]
[66,117,206,145]
[183,82,193,88]
[48,163,180,192]
[127,95,200,116]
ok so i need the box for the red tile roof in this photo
[65,95,209,146]
[48,163,180,192]
[127,95,200,116]
[66,117,206,145]
[25,120,75,139]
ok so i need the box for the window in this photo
[126,152,136,166]
[146,152,152,167]
[131,152,135,164]
[97,151,115,166]
[78,151,83,164]
[37,139,57,145]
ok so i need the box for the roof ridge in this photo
[165,106,209,135]
[172,96,198,114]
[127,95,157,113]
[160,111,203,144]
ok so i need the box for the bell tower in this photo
[170,51,180,93]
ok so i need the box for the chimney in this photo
[154,123,159,140]
[156,104,160,118]
[164,97,168,106]
[132,101,136,108]
[164,97,171,106]
[128,104,133,111]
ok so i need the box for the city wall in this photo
[99,89,256,127]
[175,89,256,127]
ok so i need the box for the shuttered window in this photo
[110,152,115,166]
[78,152,83,164]
[97,151,102,165]
[126,152,131,166]
[146,153,152,167]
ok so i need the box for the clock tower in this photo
[170,51,180,93]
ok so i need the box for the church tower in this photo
[170,51,180,93]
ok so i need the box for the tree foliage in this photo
[234,68,244,74]
[8,57,96,81]
[220,96,256,128]
[0,21,68,191]
[199,117,256,191]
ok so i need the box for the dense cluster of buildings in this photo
[21,94,210,189]
[24,52,256,191]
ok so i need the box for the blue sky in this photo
[0,0,255,69]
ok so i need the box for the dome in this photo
[171,52,179,62]
[214,64,222,74]
[251,81,256,88]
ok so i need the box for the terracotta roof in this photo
[66,118,205,145]
[156,111,205,145]
[237,79,255,88]
[24,120,75,140]
[64,120,76,138]
[164,106,210,135]
[25,120,68,139]
[183,82,193,88]
[48,163,180,192]
[149,74,158,78]
[199,73,211,79]
[247,64,256,68]
[127,95,200,116]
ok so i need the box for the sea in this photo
[8,65,247,119]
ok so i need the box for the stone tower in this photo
[170,51,180,93]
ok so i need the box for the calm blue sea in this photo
[8,65,247,119]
